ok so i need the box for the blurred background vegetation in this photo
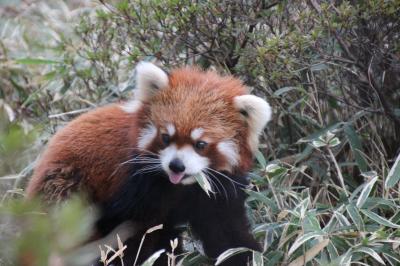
[0,0,399,265]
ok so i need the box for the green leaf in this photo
[194,172,214,197]
[346,204,365,231]
[246,190,279,213]
[288,231,326,256]
[328,137,341,147]
[338,250,352,266]
[141,249,165,266]
[385,152,400,189]
[361,210,400,228]
[312,140,326,148]
[354,246,385,265]
[356,175,378,208]
[344,125,368,172]
[264,251,284,266]
[310,63,328,71]
[273,86,299,97]
[382,251,400,265]
[252,251,263,266]
[288,239,329,266]
[299,122,343,142]
[215,247,251,265]
[15,58,61,65]
[255,150,267,168]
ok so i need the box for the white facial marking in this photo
[179,146,209,175]
[159,145,209,185]
[217,140,239,167]
[121,100,142,113]
[190,128,204,140]
[166,123,176,136]
[137,124,157,149]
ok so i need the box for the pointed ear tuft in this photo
[135,62,169,101]
[234,95,272,152]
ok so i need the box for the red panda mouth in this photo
[168,172,186,184]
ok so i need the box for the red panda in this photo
[26,62,272,265]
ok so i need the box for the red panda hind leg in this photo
[34,166,83,204]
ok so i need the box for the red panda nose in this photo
[169,158,185,173]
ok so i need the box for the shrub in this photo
[0,0,399,265]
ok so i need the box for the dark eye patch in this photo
[195,140,208,150]
[240,109,249,117]
[161,134,170,145]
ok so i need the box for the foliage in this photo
[0,196,95,265]
[0,0,399,265]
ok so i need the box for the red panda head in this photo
[122,62,271,185]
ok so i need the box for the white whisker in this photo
[204,169,228,200]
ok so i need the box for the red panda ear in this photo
[134,61,169,102]
[234,95,272,152]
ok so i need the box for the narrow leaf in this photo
[255,150,267,168]
[288,239,329,266]
[346,204,365,231]
[385,152,400,189]
[344,125,368,172]
[141,249,165,266]
[356,176,378,208]
[194,172,214,197]
[288,232,326,256]
[361,210,400,228]
[252,251,263,266]
[15,58,61,65]
[146,224,163,234]
[354,247,385,265]
[215,247,251,265]
[273,86,298,96]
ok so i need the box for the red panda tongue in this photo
[169,173,185,184]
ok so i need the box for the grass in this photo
[1,0,400,265]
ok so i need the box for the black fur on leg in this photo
[93,154,260,265]
[188,173,261,266]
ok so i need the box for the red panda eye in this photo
[161,134,170,145]
[195,140,208,150]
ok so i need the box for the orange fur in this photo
[27,105,143,202]
[25,65,266,266]
[146,67,253,172]
[27,66,254,202]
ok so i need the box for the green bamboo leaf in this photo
[356,175,378,208]
[346,204,365,231]
[382,251,400,265]
[361,209,400,228]
[288,231,326,256]
[344,125,368,172]
[255,150,266,168]
[194,172,214,197]
[141,249,165,266]
[264,251,284,266]
[354,247,385,265]
[246,190,279,213]
[310,63,328,71]
[299,122,343,143]
[385,152,400,189]
[339,250,352,266]
[215,247,251,265]
[15,58,61,65]
[252,251,263,266]
[328,137,341,147]
[288,239,329,266]
[273,86,298,97]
